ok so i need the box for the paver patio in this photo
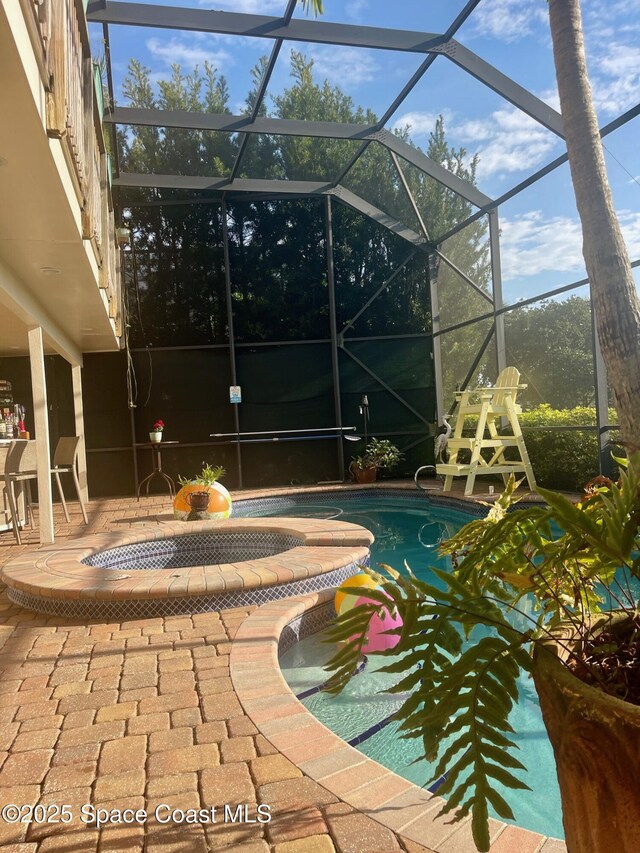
[0,493,438,853]
[0,485,560,853]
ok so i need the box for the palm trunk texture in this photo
[548,0,640,447]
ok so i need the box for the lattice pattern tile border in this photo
[278,600,336,656]
[234,488,490,519]
[6,562,361,620]
[83,532,303,571]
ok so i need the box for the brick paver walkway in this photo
[0,494,437,853]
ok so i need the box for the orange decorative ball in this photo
[173,482,232,521]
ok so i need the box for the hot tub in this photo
[1,518,373,619]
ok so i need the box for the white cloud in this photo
[146,37,232,72]
[306,45,378,87]
[467,0,639,121]
[454,108,559,179]
[577,2,640,116]
[464,0,640,124]
[590,43,640,115]
[391,110,453,138]
[619,210,640,259]
[469,0,546,43]
[392,106,560,180]
[584,0,640,28]
[500,212,584,281]
[500,209,640,280]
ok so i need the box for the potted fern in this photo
[349,437,403,483]
[326,452,640,852]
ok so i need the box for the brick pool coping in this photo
[231,591,567,853]
[0,518,372,616]
[0,483,568,851]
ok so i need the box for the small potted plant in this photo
[173,461,232,521]
[349,437,402,483]
[149,419,165,443]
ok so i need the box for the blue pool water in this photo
[237,492,565,840]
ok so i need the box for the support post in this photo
[430,254,445,422]
[221,196,243,489]
[489,209,506,377]
[27,327,54,544]
[590,284,612,476]
[71,364,89,504]
[129,405,139,496]
[325,196,345,480]
[390,151,430,240]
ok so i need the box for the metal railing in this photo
[18,0,121,336]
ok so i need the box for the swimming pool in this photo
[237,491,565,840]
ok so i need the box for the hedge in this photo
[518,405,619,491]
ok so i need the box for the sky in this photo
[90,0,640,304]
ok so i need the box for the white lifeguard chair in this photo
[436,366,536,496]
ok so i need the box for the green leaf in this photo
[485,787,515,820]
[471,795,490,852]
[483,762,531,791]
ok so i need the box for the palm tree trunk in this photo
[548,0,640,447]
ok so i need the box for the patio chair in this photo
[436,366,537,496]
[2,440,37,545]
[52,436,88,525]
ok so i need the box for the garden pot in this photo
[149,431,162,443]
[532,615,640,852]
[185,490,211,521]
[350,463,377,484]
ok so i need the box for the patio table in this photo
[136,440,178,500]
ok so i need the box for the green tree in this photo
[119,50,487,344]
[303,0,640,444]
[117,48,490,462]
[271,51,377,181]
[415,118,492,406]
[505,296,594,408]
[119,59,234,347]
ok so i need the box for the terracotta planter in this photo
[532,616,640,852]
[350,463,377,484]
[149,431,163,443]
[184,490,212,521]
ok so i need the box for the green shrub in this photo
[517,405,618,491]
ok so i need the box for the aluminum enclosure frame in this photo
[91,0,639,479]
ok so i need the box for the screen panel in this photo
[227,198,328,343]
[236,343,334,433]
[343,143,422,232]
[438,317,494,410]
[437,215,492,331]
[503,286,595,411]
[332,201,430,336]
[124,202,227,348]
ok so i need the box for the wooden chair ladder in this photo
[436,366,537,496]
